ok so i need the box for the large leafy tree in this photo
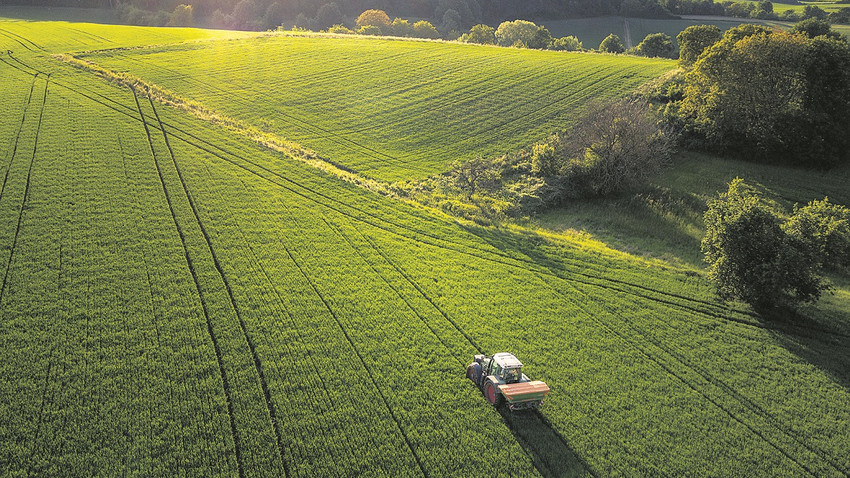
[633,32,675,58]
[702,179,829,310]
[676,24,721,66]
[681,25,850,167]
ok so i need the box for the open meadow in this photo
[0,13,848,477]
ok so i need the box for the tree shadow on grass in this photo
[498,407,595,478]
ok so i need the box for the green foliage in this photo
[494,20,539,47]
[167,4,194,27]
[460,23,496,44]
[327,23,354,34]
[413,20,441,39]
[599,33,625,53]
[785,198,850,271]
[548,35,582,51]
[390,17,415,37]
[677,24,721,67]
[633,32,675,58]
[790,17,843,40]
[357,24,383,36]
[702,178,829,308]
[530,142,559,176]
[355,9,390,31]
[680,27,850,167]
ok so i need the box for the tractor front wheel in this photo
[483,381,504,408]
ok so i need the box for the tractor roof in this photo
[493,352,522,369]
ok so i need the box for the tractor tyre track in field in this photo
[272,207,430,478]
[131,86,246,478]
[0,28,43,51]
[0,71,38,203]
[147,96,290,478]
[549,279,824,477]
[0,75,48,307]
[18,50,846,346]
[322,216,466,367]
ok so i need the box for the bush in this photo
[494,20,539,47]
[676,24,721,66]
[599,34,625,53]
[702,178,829,309]
[356,9,391,32]
[549,35,582,51]
[790,18,843,40]
[357,25,383,36]
[327,24,354,34]
[413,20,440,39]
[460,24,495,44]
[785,198,850,272]
[633,32,675,58]
[391,18,414,37]
[167,4,193,27]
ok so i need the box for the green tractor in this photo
[466,353,550,410]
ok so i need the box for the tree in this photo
[356,9,391,32]
[702,178,829,309]
[413,20,440,39]
[785,198,850,271]
[167,4,193,27]
[450,157,499,197]
[494,20,539,47]
[599,33,625,53]
[633,32,675,58]
[441,9,461,35]
[561,98,674,195]
[460,24,495,44]
[390,18,414,37]
[803,5,828,19]
[315,2,344,29]
[526,26,554,49]
[681,27,850,167]
[790,18,843,40]
[548,35,582,51]
[677,24,721,66]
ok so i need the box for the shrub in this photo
[391,18,414,37]
[413,20,440,39]
[677,24,721,66]
[357,24,383,36]
[356,9,391,32]
[549,35,582,51]
[494,20,539,47]
[599,34,625,53]
[785,198,850,271]
[702,179,829,309]
[460,24,495,44]
[327,24,354,34]
[167,4,194,27]
[633,32,675,58]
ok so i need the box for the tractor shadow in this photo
[498,407,594,478]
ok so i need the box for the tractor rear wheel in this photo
[483,381,504,408]
[466,363,481,384]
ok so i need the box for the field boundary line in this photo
[131,86,246,478]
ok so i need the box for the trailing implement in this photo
[467,353,550,411]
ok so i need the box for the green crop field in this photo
[80,33,674,181]
[0,13,849,478]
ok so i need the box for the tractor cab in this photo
[490,352,528,384]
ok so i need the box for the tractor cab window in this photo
[503,367,521,384]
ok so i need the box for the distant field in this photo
[0,15,849,478]
[82,34,674,181]
[739,0,847,13]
